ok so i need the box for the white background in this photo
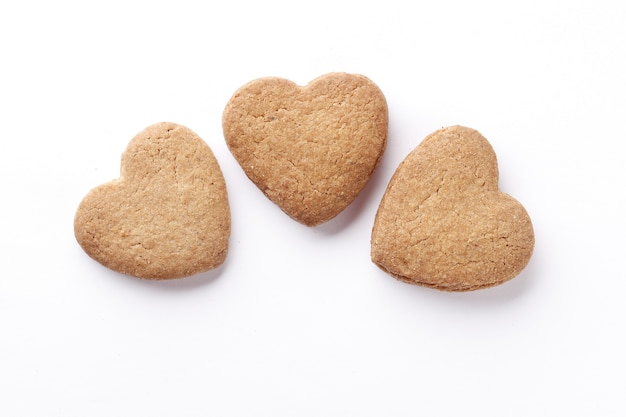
[1,1,625,416]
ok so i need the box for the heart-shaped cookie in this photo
[222,72,388,226]
[74,122,230,279]
[371,126,534,291]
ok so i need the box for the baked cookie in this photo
[371,126,534,291]
[222,72,388,226]
[74,122,230,279]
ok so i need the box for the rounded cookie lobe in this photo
[222,72,388,226]
[371,126,534,291]
[74,122,230,279]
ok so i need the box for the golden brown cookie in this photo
[371,125,534,291]
[222,72,388,226]
[74,122,230,279]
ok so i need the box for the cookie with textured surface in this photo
[74,122,230,279]
[371,125,534,291]
[222,72,388,226]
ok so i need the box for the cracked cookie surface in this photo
[222,72,388,226]
[371,125,534,291]
[74,122,230,279]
